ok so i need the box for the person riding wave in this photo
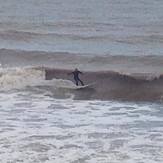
[68,68,84,86]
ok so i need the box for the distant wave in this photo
[0,30,163,56]
[0,30,109,41]
[2,30,163,44]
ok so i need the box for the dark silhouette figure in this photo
[69,68,84,86]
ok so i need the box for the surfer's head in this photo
[75,68,78,71]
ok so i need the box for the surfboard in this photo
[58,82,95,90]
[75,83,95,89]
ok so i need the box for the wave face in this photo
[45,68,163,102]
[0,0,163,55]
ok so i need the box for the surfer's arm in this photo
[78,71,83,74]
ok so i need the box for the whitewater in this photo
[0,90,163,163]
[0,0,163,162]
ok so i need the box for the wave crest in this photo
[0,67,45,90]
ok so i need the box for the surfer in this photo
[68,68,84,86]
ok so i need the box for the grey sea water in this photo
[0,0,163,162]
[0,0,162,55]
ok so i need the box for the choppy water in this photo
[0,0,163,55]
[0,1,163,162]
[0,90,162,163]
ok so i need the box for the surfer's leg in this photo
[78,78,84,86]
[74,78,78,86]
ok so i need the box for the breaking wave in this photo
[45,68,163,102]
[0,67,45,90]
[0,66,163,102]
[0,67,76,92]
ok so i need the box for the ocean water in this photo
[0,0,163,162]
[0,67,162,163]
[0,89,163,163]
[0,0,163,55]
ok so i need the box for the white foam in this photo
[0,67,78,92]
[46,78,75,89]
[0,91,162,163]
[0,67,45,90]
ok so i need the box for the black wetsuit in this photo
[72,70,84,86]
